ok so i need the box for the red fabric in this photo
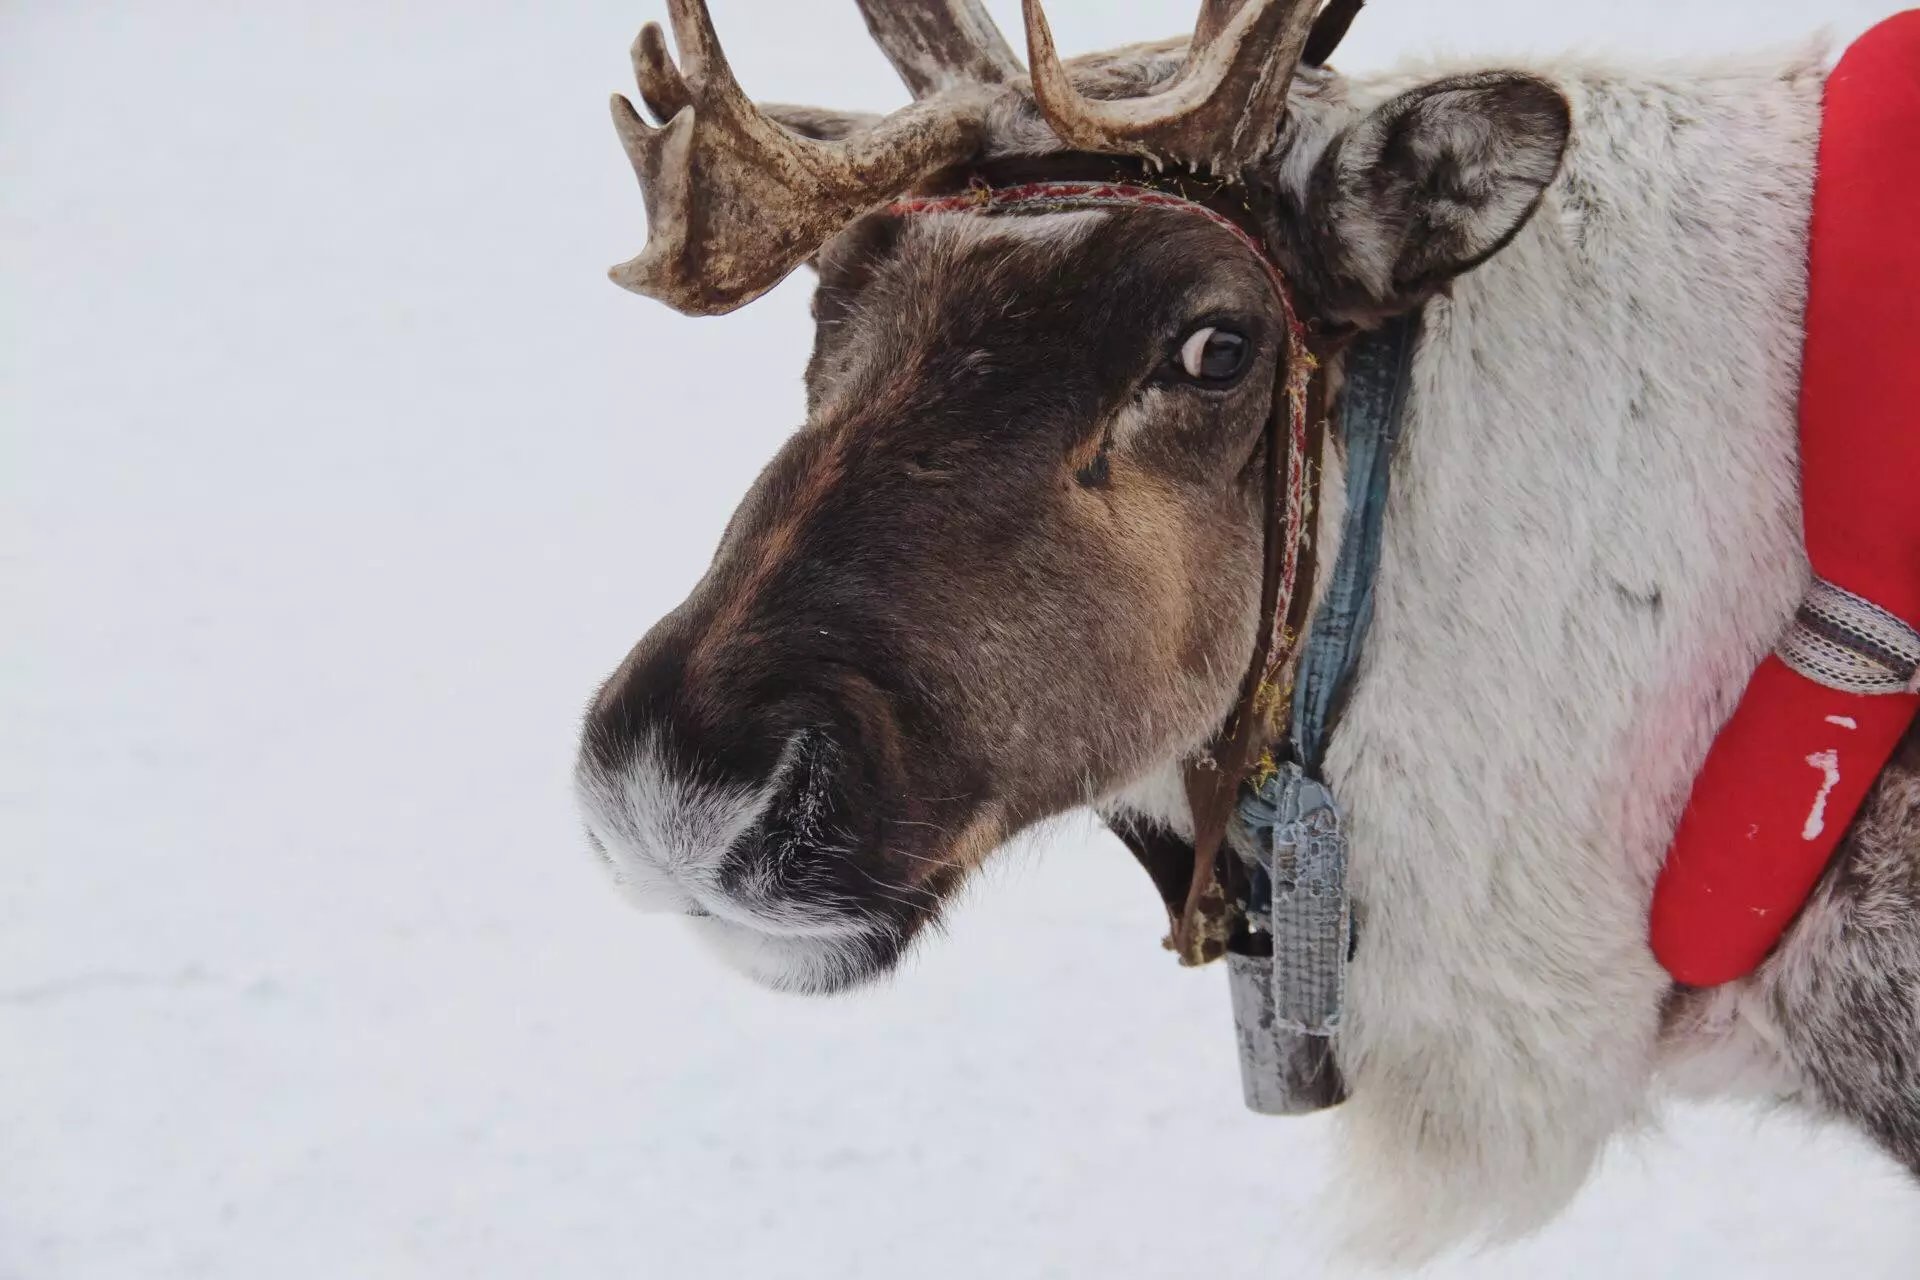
[1651,11,1920,986]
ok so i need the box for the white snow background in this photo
[6,2,1917,1276]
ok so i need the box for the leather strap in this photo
[1172,358,1333,964]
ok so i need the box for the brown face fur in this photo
[579,202,1288,988]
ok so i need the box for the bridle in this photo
[890,173,1420,1114]
[890,174,1333,961]
[606,0,1388,1117]
[604,0,1372,974]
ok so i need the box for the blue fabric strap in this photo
[1289,310,1419,772]
[1228,312,1417,1105]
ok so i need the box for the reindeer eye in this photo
[1174,325,1250,385]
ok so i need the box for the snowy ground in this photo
[7,2,1916,1276]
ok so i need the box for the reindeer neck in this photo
[1104,42,1832,1253]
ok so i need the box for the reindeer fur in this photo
[1102,39,1920,1262]
[585,25,1920,1264]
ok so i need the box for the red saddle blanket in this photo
[1650,11,1920,985]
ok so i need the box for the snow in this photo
[5,2,1915,1276]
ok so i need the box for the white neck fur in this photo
[1105,39,1829,1262]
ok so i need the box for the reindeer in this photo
[574,0,1920,1259]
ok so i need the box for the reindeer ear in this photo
[1302,72,1570,322]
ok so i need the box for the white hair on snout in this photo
[573,729,782,914]
[573,731,886,993]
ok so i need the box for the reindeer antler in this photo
[855,0,1022,98]
[1022,0,1329,175]
[609,0,989,315]
[1302,0,1365,68]
[610,1,1374,312]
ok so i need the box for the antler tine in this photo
[854,0,1023,99]
[1190,0,1243,51]
[1302,0,1364,67]
[610,0,989,315]
[659,0,749,112]
[631,23,691,122]
[1022,0,1323,175]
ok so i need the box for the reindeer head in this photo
[575,0,1570,991]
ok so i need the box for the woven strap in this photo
[1776,577,1920,695]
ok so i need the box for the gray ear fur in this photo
[1297,72,1571,324]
